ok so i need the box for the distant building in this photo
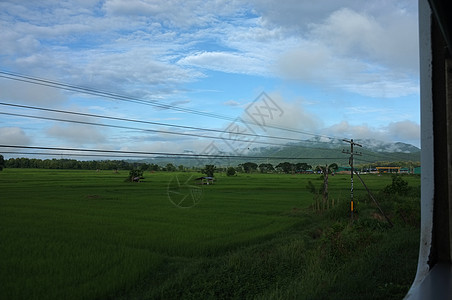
[337,166,352,174]
[376,166,401,173]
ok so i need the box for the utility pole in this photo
[342,139,362,220]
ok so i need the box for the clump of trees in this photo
[258,163,274,173]
[276,162,312,174]
[240,162,258,173]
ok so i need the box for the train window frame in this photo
[405,0,452,298]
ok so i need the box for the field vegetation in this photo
[0,168,420,299]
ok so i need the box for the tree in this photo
[317,163,339,208]
[202,165,216,177]
[383,174,409,195]
[126,169,144,182]
[242,162,258,173]
[328,163,338,173]
[226,167,236,176]
[0,155,4,171]
[165,163,176,172]
[258,163,274,173]
[295,162,311,172]
[276,162,294,174]
[149,163,160,171]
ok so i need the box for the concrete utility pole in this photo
[342,139,362,220]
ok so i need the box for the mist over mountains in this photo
[147,138,420,168]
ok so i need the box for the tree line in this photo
[0,156,420,174]
[2,157,316,173]
[3,157,160,171]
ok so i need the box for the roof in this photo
[194,176,214,180]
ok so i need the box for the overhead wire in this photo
[0,107,418,163]
[0,111,309,148]
[0,71,420,163]
[0,102,315,145]
[0,70,341,141]
[0,145,346,161]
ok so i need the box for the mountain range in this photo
[145,138,420,168]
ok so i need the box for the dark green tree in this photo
[276,162,294,174]
[165,163,176,172]
[126,169,144,182]
[149,163,160,171]
[328,163,339,173]
[226,166,236,176]
[202,165,216,177]
[258,163,274,173]
[383,174,409,195]
[295,162,312,172]
[0,155,4,171]
[242,162,258,173]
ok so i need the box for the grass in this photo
[0,169,420,299]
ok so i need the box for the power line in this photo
[0,151,155,159]
[0,72,420,162]
[0,111,303,148]
[0,106,419,163]
[0,70,340,140]
[0,145,346,161]
[0,107,417,162]
[0,101,311,145]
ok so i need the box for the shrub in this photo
[383,175,409,196]
[125,169,144,182]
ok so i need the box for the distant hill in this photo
[144,138,420,168]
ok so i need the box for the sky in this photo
[0,0,420,160]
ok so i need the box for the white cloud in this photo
[251,0,417,34]
[322,120,420,147]
[102,0,247,28]
[276,5,419,98]
[310,8,419,72]
[78,48,199,96]
[223,100,241,107]
[241,93,322,140]
[0,127,31,145]
[46,124,106,145]
[178,51,268,75]
[0,80,66,106]
[0,1,421,152]
[387,120,420,141]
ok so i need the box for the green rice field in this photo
[0,169,420,299]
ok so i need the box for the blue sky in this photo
[0,0,420,158]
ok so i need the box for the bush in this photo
[383,175,409,196]
[125,169,144,182]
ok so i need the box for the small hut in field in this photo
[195,176,215,185]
